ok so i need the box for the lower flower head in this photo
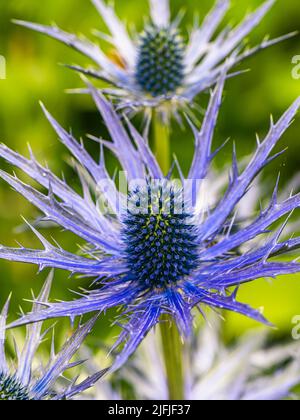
[0,276,105,400]
[0,373,31,401]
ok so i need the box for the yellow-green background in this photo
[0,0,300,347]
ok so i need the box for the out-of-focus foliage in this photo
[0,0,299,346]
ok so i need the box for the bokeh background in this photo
[0,0,299,351]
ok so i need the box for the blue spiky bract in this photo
[0,75,299,371]
[135,25,185,97]
[0,373,31,401]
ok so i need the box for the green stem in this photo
[160,315,185,400]
[153,113,184,400]
[153,112,170,175]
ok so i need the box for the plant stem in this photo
[160,315,185,400]
[153,113,184,399]
[153,112,170,175]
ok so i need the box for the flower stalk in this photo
[160,315,185,400]
[153,114,185,399]
[153,112,170,175]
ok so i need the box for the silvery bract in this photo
[14,0,291,119]
[113,323,300,400]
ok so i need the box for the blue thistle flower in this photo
[0,75,300,370]
[0,273,106,400]
[135,25,185,97]
[13,0,292,118]
[122,180,199,289]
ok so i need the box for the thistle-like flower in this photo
[0,76,300,370]
[14,0,291,118]
[0,274,105,400]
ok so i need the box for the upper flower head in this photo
[135,25,185,97]
[0,273,105,400]
[0,75,300,370]
[14,0,290,118]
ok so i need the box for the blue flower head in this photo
[0,74,300,370]
[13,0,292,119]
[122,179,199,289]
[0,273,105,400]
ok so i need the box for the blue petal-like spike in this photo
[199,192,300,260]
[40,103,116,188]
[56,368,109,400]
[188,69,226,181]
[13,19,129,82]
[85,82,144,181]
[0,282,107,400]
[200,292,272,326]
[166,288,193,338]
[124,117,163,179]
[0,295,11,375]
[32,315,99,399]
[16,272,53,386]
[91,0,136,67]
[112,302,162,371]
[0,242,125,275]
[0,143,115,234]
[198,97,300,241]
[206,262,300,289]
[8,284,140,328]
[0,169,120,254]
[184,283,271,326]
[185,0,230,70]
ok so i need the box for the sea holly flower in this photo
[0,273,105,400]
[14,0,292,118]
[0,76,300,370]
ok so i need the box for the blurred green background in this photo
[0,0,299,348]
